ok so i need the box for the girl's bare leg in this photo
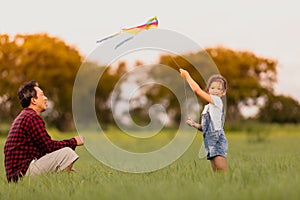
[211,156,227,172]
[210,160,217,172]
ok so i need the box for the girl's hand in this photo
[186,118,202,131]
[179,68,190,79]
[186,117,195,127]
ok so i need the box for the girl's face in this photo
[208,81,226,97]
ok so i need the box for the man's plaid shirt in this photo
[4,108,77,182]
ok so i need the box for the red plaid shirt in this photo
[4,108,77,182]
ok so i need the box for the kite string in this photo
[169,55,189,112]
[170,55,206,160]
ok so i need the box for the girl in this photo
[180,69,228,172]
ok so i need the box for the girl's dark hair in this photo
[206,74,227,91]
[18,81,39,108]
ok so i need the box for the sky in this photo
[1,0,300,101]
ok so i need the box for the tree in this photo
[206,47,277,121]
[96,62,128,128]
[0,33,82,131]
[258,94,300,123]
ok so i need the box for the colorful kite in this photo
[96,16,158,49]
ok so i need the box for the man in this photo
[4,80,84,182]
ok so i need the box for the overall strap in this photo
[221,106,225,128]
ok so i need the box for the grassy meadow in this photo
[0,123,299,200]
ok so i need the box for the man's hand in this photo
[75,135,85,146]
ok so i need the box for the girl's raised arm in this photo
[179,69,213,104]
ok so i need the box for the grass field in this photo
[0,124,299,200]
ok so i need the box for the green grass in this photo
[0,125,299,200]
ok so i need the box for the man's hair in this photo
[18,80,39,108]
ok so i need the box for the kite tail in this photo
[96,32,120,43]
[96,16,158,47]
[114,36,135,49]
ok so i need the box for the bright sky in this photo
[1,0,300,101]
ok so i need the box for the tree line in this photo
[0,33,299,132]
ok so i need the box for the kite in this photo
[96,16,158,49]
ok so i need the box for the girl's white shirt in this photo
[202,95,223,130]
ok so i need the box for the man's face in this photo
[33,86,48,113]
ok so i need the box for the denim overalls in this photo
[201,106,228,160]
